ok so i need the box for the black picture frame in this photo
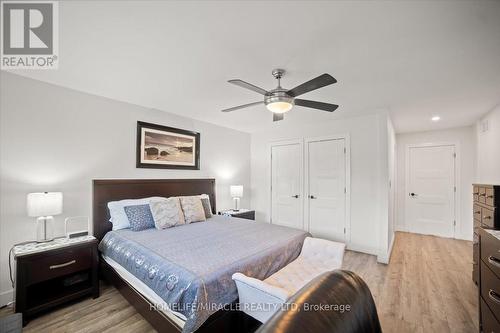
[136,121,200,170]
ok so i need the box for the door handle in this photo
[409,192,418,197]
[309,195,317,199]
[292,195,299,198]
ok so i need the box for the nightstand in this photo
[13,236,99,325]
[219,209,255,221]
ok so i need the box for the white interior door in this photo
[271,142,303,229]
[306,138,346,242]
[407,145,456,238]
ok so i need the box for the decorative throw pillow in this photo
[124,204,155,231]
[107,197,163,230]
[150,197,185,229]
[179,196,206,224]
[199,194,213,218]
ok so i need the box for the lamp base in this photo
[36,216,54,243]
[233,197,241,211]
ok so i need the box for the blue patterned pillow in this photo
[124,204,155,231]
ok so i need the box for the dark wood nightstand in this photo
[218,209,255,221]
[13,237,99,325]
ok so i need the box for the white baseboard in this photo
[346,243,379,256]
[395,224,407,232]
[395,225,472,242]
[0,289,13,306]
[377,234,395,264]
[455,233,473,241]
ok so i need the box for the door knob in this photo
[292,195,299,198]
[409,192,418,197]
[310,195,317,199]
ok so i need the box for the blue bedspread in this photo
[99,215,309,332]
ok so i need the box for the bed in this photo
[93,179,309,333]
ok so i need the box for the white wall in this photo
[476,105,500,184]
[385,117,396,261]
[250,112,391,259]
[0,73,251,305]
[395,126,476,241]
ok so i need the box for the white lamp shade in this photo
[230,185,243,198]
[27,192,63,217]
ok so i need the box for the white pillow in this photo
[199,194,213,218]
[179,196,206,224]
[150,197,185,229]
[107,197,162,230]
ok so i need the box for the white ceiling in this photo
[8,0,500,133]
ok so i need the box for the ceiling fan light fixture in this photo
[266,101,293,114]
[264,93,294,114]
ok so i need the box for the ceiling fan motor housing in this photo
[265,69,294,113]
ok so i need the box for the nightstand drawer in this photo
[481,264,500,323]
[481,298,500,333]
[474,185,480,202]
[479,187,487,204]
[482,207,496,229]
[233,211,255,220]
[27,247,92,285]
[481,231,500,279]
[219,210,256,221]
[474,203,482,222]
[486,188,496,207]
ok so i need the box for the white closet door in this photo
[306,138,346,242]
[407,145,456,238]
[271,142,303,230]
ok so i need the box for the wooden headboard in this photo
[92,178,216,241]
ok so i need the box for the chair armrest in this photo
[232,273,289,323]
[232,273,289,301]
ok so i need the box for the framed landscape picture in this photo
[136,121,200,169]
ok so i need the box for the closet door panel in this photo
[271,142,303,230]
[307,138,346,242]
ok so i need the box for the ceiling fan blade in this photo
[294,99,339,112]
[221,101,263,112]
[273,113,284,122]
[228,79,269,95]
[287,74,337,97]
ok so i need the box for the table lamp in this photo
[230,185,243,211]
[27,192,63,242]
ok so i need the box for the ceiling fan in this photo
[222,69,338,122]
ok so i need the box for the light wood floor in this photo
[345,232,477,333]
[0,232,477,332]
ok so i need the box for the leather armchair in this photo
[256,270,382,333]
